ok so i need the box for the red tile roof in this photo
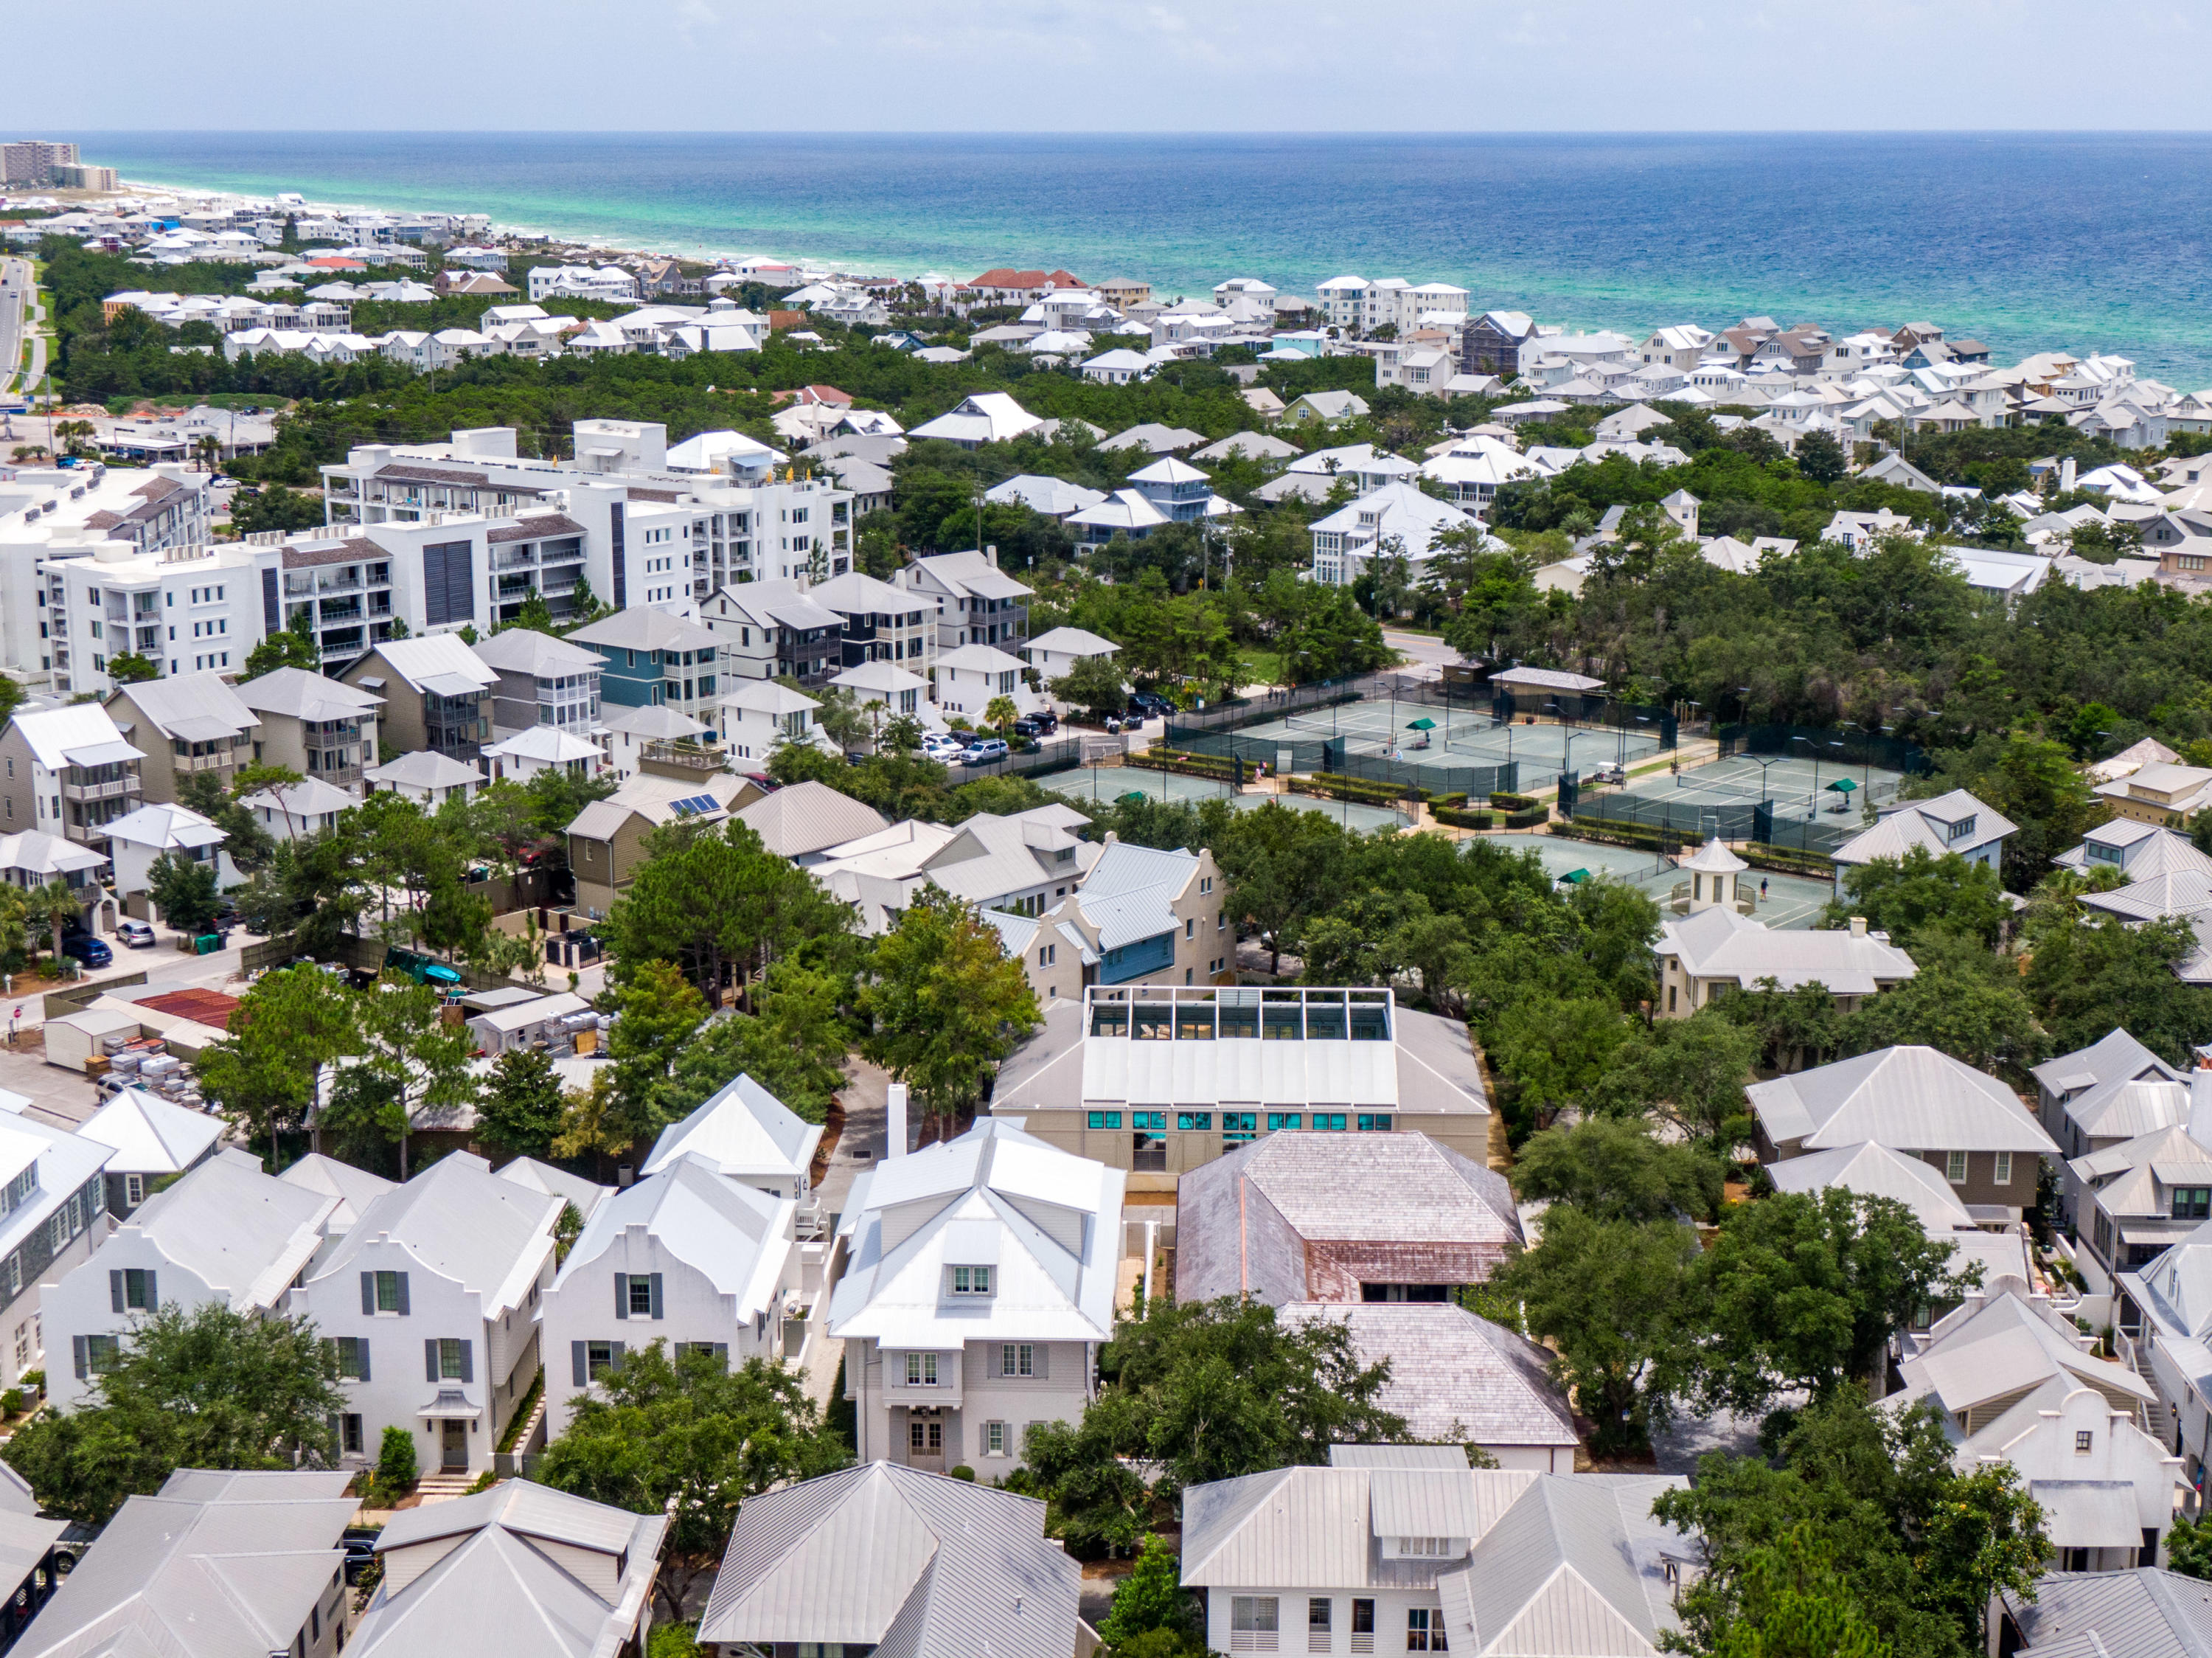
[139,987,243,1030]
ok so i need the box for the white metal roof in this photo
[76,1086,224,1175]
[1747,1045,2061,1155]
[641,1072,821,1184]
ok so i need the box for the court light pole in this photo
[1792,735,1819,803]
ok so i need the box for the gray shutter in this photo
[571,1341,587,1387]
[71,1335,86,1381]
[1033,1344,1049,1381]
[458,1340,473,1384]
[613,1272,628,1320]
[144,1270,156,1309]
[109,1270,123,1314]
[425,1339,439,1383]
[357,1338,370,1383]
[395,1273,410,1316]
[647,1273,663,1320]
[361,1272,375,1315]
[610,1341,625,1370]
[712,1343,728,1369]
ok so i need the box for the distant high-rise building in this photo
[0,139,80,186]
[53,162,116,192]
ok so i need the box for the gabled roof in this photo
[558,1155,791,1314]
[1747,1046,2059,1154]
[305,1151,560,1314]
[1766,1140,1980,1230]
[109,671,258,741]
[101,802,225,854]
[236,665,384,722]
[1025,625,1118,659]
[2034,1027,2184,1099]
[699,1463,1079,1658]
[2003,1568,2212,1658]
[1286,1303,1577,1448]
[641,1072,821,1185]
[353,634,496,696]
[733,780,888,859]
[77,1086,224,1176]
[567,608,717,653]
[11,1470,358,1658]
[494,1155,611,1221]
[471,628,604,676]
[276,1151,396,1234]
[113,1147,338,1311]
[1893,1286,2152,1418]
[482,726,602,766]
[366,750,483,791]
[1658,904,1918,996]
[7,704,144,772]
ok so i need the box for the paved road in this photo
[0,255,31,403]
[1383,626,1458,675]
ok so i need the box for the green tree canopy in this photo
[1820,846,2010,951]
[1509,1115,1725,1224]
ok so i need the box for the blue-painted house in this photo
[567,608,722,740]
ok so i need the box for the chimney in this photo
[984,543,998,568]
[2060,455,2078,492]
[886,1082,908,1158]
[1848,916,1868,937]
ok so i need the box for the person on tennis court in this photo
[1759,877,1768,903]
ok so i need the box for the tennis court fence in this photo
[1563,789,1862,855]
[1161,723,1520,799]
[1717,722,1930,776]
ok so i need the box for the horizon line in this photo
[55,127,2212,139]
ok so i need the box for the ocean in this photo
[69,131,2212,385]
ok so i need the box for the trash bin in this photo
[194,934,221,955]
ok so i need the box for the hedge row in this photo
[1503,805,1551,828]
[1490,791,1538,811]
[1149,749,1243,783]
[1550,817,1672,851]
[1742,842,1837,877]
[1290,773,1414,807]
[1433,806,1498,830]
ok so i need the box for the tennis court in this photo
[1032,766,1234,805]
[1608,752,1903,825]
[1234,698,1666,774]
[1486,833,1834,930]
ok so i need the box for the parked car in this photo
[960,737,1010,767]
[920,732,964,760]
[1013,712,1058,738]
[115,918,156,949]
[60,933,111,969]
[1127,691,1174,721]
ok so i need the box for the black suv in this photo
[1127,691,1174,721]
[1012,712,1058,738]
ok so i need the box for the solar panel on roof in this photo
[669,794,721,816]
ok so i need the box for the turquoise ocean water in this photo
[69,131,2212,384]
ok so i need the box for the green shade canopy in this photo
[1559,868,1590,884]
[1826,777,1858,793]
[1119,791,1150,805]
[1405,716,1437,730]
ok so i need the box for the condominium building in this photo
[37,538,268,696]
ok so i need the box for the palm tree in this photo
[30,880,82,968]
[984,695,1020,741]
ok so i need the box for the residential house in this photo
[826,660,928,735]
[1829,788,2017,892]
[0,1490,63,1651]
[2097,763,2212,828]
[1888,1283,2183,1572]
[338,635,495,763]
[981,836,1228,1004]
[908,392,1045,448]
[567,608,721,738]
[827,1118,1122,1473]
[986,474,1110,519]
[1767,1138,2033,1294]
[1065,488,1172,556]
[995,985,1495,1184]
[288,1152,563,1479]
[0,1112,114,1390]
[470,627,605,741]
[346,1482,666,1658]
[1461,309,1538,378]
[100,672,257,806]
[103,802,239,918]
[566,771,759,917]
[237,666,382,795]
[897,547,1034,652]
[599,704,712,783]
[1025,626,1119,697]
[932,642,1033,721]
[73,1086,224,1220]
[542,1156,801,1436]
[2067,1089,2212,1297]
[721,679,836,766]
[480,725,605,785]
[1282,389,1371,427]
[0,704,145,857]
[1307,481,1483,592]
[239,775,356,842]
[9,1471,357,1658]
[363,750,484,808]
[1281,1303,1579,1471]
[47,1148,334,1413]
[731,778,888,864]
[1656,844,1918,1019]
[639,1072,824,1206]
[807,804,1103,935]
[696,1463,1083,1658]
[1180,1453,1694,1658]
[1175,1131,1520,1305]
[272,1156,396,1241]
[2034,1026,2192,1162]
[1747,1045,2060,1218]
[704,581,843,689]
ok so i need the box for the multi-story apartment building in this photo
[102,671,259,805]
[830,1119,1121,1474]
[237,666,383,795]
[0,139,78,185]
[897,548,1032,653]
[707,571,933,689]
[0,704,145,855]
[37,538,268,696]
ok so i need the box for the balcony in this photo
[493,549,538,572]
[176,750,236,774]
[62,774,138,802]
[639,740,725,775]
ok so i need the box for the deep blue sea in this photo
[67,131,2212,384]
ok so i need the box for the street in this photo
[0,254,44,412]
[1382,625,1456,676]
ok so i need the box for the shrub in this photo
[373,1424,418,1501]
[949,1463,976,1482]
[1,1390,22,1416]
[1433,807,1495,830]
[1503,805,1550,828]
[1490,791,1537,811]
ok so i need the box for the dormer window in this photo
[1945,814,1977,842]
[1396,1536,1450,1557]
[949,1265,993,1296]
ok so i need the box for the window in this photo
[124,1173,144,1207]
[1310,1598,1333,1639]
[1231,1596,1281,1653]
[373,1270,406,1314]
[949,1266,992,1296]
[1087,1111,1122,1130]
[1267,1113,1302,1131]
[905,1351,939,1386]
[1001,1343,1034,1377]
[1040,943,1055,967]
[2076,1430,2095,1454]
[1312,1112,1347,1131]
[1944,1151,1968,1184]
[1132,1111,1166,1131]
[985,1421,1007,1455]
[84,1333,120,1375]
[1406,1608,1439,1651]
[335,1336,369,1381]
[628,1277,655,1317]
[1994,1151,2013,1187]
[437,1338,465,1380]
[1357,1114,1394,1132]
[341,1413,364,1454]
[1186,918,1196,940]
[585,1340,619,1379]
[2175,1187,2212,1221]
[1178,1112,1213,1131]
[1398,1536,1450,1556]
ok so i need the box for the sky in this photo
[15,0,2212,132]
